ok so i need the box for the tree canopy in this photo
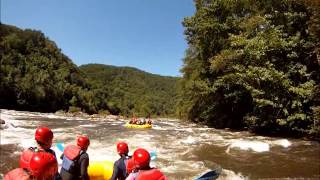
[80,64,178,117]
[0,24,88,112]
[177,0,319,138]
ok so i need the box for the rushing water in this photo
[0,109,319,180]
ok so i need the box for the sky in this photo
[1,0,195,77]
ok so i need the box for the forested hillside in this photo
[80,64,178,117]
[0,24,178,116]
[0,24,90,112]
[177,0,319,138]
[0,24,177,116]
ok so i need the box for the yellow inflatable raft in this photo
[125,122,152,129]
[88,160,114,180]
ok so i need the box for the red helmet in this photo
[117,142,129,154]
[133,148,150,169]
[77,136,90,150]
[29,152,57,179]
[35,127,53,146]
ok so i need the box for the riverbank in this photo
[54,110,121,120]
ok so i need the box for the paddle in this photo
[194,166,222,180]
[56,143,157,160]
[56,142,64,152]
[150,151,157,160]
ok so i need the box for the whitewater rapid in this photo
[0,109,319,179]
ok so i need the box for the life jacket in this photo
[61,144,83,173]
[20,147,56,170]
[125,157,135,175]
[136,169,167,180]
[20,148,35,170]
[4,168,30,180]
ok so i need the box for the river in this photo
[0,109,319,179]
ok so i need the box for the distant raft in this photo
[125,122,152,129]
[88,160,114,180]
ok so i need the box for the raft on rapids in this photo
[88,160,114,180]
[125,122,152,129]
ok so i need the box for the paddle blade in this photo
[56,143,64,152]
[194,167,222,180]
[150,151,157,161]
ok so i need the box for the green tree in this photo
[178,0,320,138]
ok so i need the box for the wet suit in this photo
[110,155,131,180]
[60,152,90,180]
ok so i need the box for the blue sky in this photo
[2,0,195,76]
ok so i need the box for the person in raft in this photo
[60,135,90,180]
[130,117,138,124]
[110,142,135,180]
[126,148,167,180]
[19,126,60,179]
[146,115,152,125]
[4,152,58,180]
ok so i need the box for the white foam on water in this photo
[109,121,123,124]
[173,128,186,132]
[226,140,270,153]
[185,128,194,133]
[151,125,169,131]
[45,114,62,119]
[0,127,34,146]
[181,136,198,145]
[19,138,37,148]
[200,133,211,138]
[271,139,292,148]
[225,138,292,154]
[87,141,118,162]
[160,160,207,176]
[79,124,97,128]
[159,121,180,128]
[1,123,15,130]
[0,111,13,120]
[119,138,156,151]
[0,114,23,127]
[65,117,85,121]
[218,169,247,180]
[1,109,53,120]
[54,127,74,132]
[198,127,212,131]
[201,133,225,142]
[52,140,116,166]
[157,118,180,122]
[0,110,77,156]
[85,132,158,163]
[191,161,205,169]
[160,164,178,173]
